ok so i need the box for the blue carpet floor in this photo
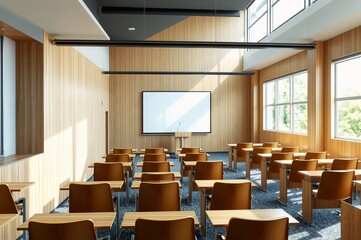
[48,152,355,240]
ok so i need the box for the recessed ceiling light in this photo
[128,27,136,31]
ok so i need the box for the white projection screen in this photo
[142,91,211,134]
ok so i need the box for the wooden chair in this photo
[236,142,253,162]
[182,153,208,181]
[180,147,201,154]
[262,142,279,148]
[268,152,293,179]
[209,182,251,210]
[251,147,272,169]
[143,153,167,162]
[304,151,327,160]
[93,162,129,206]
[0,184,18,214]
[341,200,361,240]
[222,217,289,240]
[142,161,171,172]
[145,148,165,154]
[112,148,132,154]
[137,182,180,211]
[330,158,358,170]
[288,159,318,188]
[281,146,300,153]
[141,172,175,181]
[29,219,97,240]
[105,153,132,174]
[135,217,195,240]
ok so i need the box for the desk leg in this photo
[228,147,233,169]
[278,166,288,205]
[245,153,251,179]
[233,150,238,173]
[260,159,268,191]
[300,178,313,225]
[116,194,120,240]
[188,170,193,205]
[200,190,207,237]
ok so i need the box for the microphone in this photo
[176,122,181,132]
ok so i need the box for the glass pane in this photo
[265,81,275,105]
[248,14,268,42]
[265,106,275,130]
[293,72,308,102]
[335,56,361,98]
[277,105,290,131]
[277,78,290,103]
[272,0,305,30]
[293,103,308,133]
[336,100,361,139]
[248,0,267,26]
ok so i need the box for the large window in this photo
[248,0,268,42]
[333,55,361,140]
[264,71,308,134]
[271,0,305,31]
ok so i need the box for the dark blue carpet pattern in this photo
[49,152,355,239]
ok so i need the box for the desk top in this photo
[0,182,34,192]
[0,214,19,226]
[227,143,263,148]
[17,212,116,230]
[121,211,199,228]
[242,147,282,152]
[88,162,132,168]
[275,159,334,166]
[195,179,257,189]
[102,154,136,159]
[258,152,307,158]
[139,154,171,158]
[206,209,299,227]
[131,180,182,189]
[139,149,169,153]
[133,172,181,179]
[137,162,174,167]
[60,181,124,191]
[183,161,227,167]
[178,153,210,158]
[109,148,138,153]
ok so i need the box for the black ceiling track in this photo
[102,7,240,17]
[103,71,254,76]
[53,39,316,49]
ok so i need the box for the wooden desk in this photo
[88,162,132,169]
[0,182,34,192]
[60,181,124,192]
[17,212,116,230]
[206,209,299,227]
[131,180,182,189]
[195,179,254,237]
[133,172,181,180]
[0,214,19,239]
[136,162,174,167]
[109,149,137,154]
[352,179,361,204]
[243,147,282,179]
[121,211,199,229]
[102,154,136,159]
[139,149,169,153]
[139,154,171,158]
[276,160,334,206]
[178,153,211,181]
[227,143,263,172]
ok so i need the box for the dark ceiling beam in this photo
[103,71,254,76]
[101,7,240,17]
[53,40,316,50]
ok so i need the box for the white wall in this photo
[2,37,16,156]
[75,47,109,71]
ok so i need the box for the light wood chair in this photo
[141,172,175,181]
[142,161,171,172]
[182,153,208,181]
[251,147,272,169]
[304,151,327,160]
[209,182,251,210]
[262,142,279,148]
[112,148,132,154]
[330,158,358,170]
[0,184,18,214]
[288,159,318,188]
[93,162,129,206]
[268,152,293,179]
[105,153,132,174]
[143,153,167,162]
[145,148,165,154]
[281,146,300,153]
[29,219,97,240]
[137,182,180,211]
[236,142,253,162]
[341,200,361,240]
[180,147,201,154]
[135,217,195,240]
[222,217,289,240]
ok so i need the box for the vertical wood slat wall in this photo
[109,15,251,152]
[0,32,109,238]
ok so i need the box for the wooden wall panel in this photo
[109,16,250,152]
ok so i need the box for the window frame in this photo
[0,36,3,156]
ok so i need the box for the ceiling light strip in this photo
[102,71,254,76]
[53,39,315,49]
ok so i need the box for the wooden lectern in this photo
[174,132,191,152]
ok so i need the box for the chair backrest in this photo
[142,161,171,172]
[236,143,253,158]
[93,162,125,181]
[112,148,132,154]
[0,184,18,214]
[262,142,279,148]
[105,153,130,162]
[331,158,358,170]
[69,183,114,213]
[210,182,251,210]
[135,217,195,240]
[138,182,180,211]
[141,172,175,181]
[144,153,167,162]
[252,147,272,165]
[226,217,289,240]
[194,161,223,180]
[304,151,327,160]
[269,152,294,173]
[29,219,97,240]
[281,146,300,153]
[288,159,318,184]
[145,148,164,154]
[180,147,201,154]
[184,153,208,161]
[316,170,355,201]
